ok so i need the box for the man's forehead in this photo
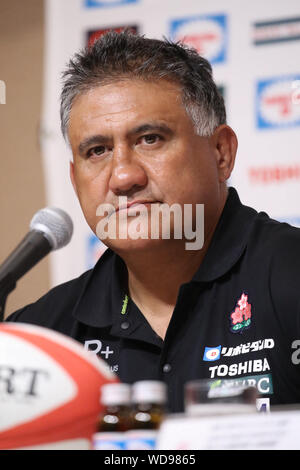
[69,79,187,136]
[71,79,183,114]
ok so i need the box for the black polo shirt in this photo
[6,187,300,413]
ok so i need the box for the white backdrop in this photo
[41,0,300,287]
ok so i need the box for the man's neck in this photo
[127,242,205,302]
[115,189,228,339]
[126,244,207,339]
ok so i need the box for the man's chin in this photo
[103,236,168,254]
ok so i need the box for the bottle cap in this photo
[132,380,167,404]
[101,383,131,406]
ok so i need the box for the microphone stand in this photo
[0,273,16,322]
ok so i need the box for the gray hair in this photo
[60,31,226,141]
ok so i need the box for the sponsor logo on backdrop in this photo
[256,76,300,129]
[170,14,227,64]
[253,16,300,45]
[249,164,300,184]
[203,339,274,362]
[86,233,107,269]
[87,25,138,47]
[84,0,138,8]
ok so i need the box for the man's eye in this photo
[141,134,161,145]
[87,146,106,158]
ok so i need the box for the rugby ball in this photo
[0,323,118,450]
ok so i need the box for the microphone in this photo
[0,207,73,320]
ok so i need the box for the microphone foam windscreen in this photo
[30,207,73,250]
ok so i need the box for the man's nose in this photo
[108,145,148,195]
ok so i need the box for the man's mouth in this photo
[116,200,160,215]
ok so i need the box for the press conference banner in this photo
[41,0,300,288]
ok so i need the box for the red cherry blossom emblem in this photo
[230,293,252,333]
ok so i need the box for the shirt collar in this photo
[72,187,258,327]
[72,249,128,328]
[192,187,258,282]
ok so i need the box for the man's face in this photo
[68,79,228,253]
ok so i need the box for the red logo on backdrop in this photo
[170,15,227,64]
[87,25,138,47]
[263,94,293,116]
[257,76,300,128]
[249,164,300,184]
[179,32,219,55]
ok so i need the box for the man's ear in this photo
[211,125,238,183]
[69,161,78,197]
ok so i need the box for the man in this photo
[6,31,300,413]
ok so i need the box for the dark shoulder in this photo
[5,248,115,331]
[5,248,116,330]
[5,269,93,330]
[247,212,300,320]
[248,212,300,263]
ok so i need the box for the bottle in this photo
[184,379,258,417]
[93,383,132,450]
[125,380,167,450]
[97,382,132,432]
[131,380,167,430]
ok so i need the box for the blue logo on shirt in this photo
[203,345,221,361]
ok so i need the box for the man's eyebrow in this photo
[128,122,173,137]
[78,135,110,155]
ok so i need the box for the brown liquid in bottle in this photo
[97,383,132,433]
[131,381,167,430]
